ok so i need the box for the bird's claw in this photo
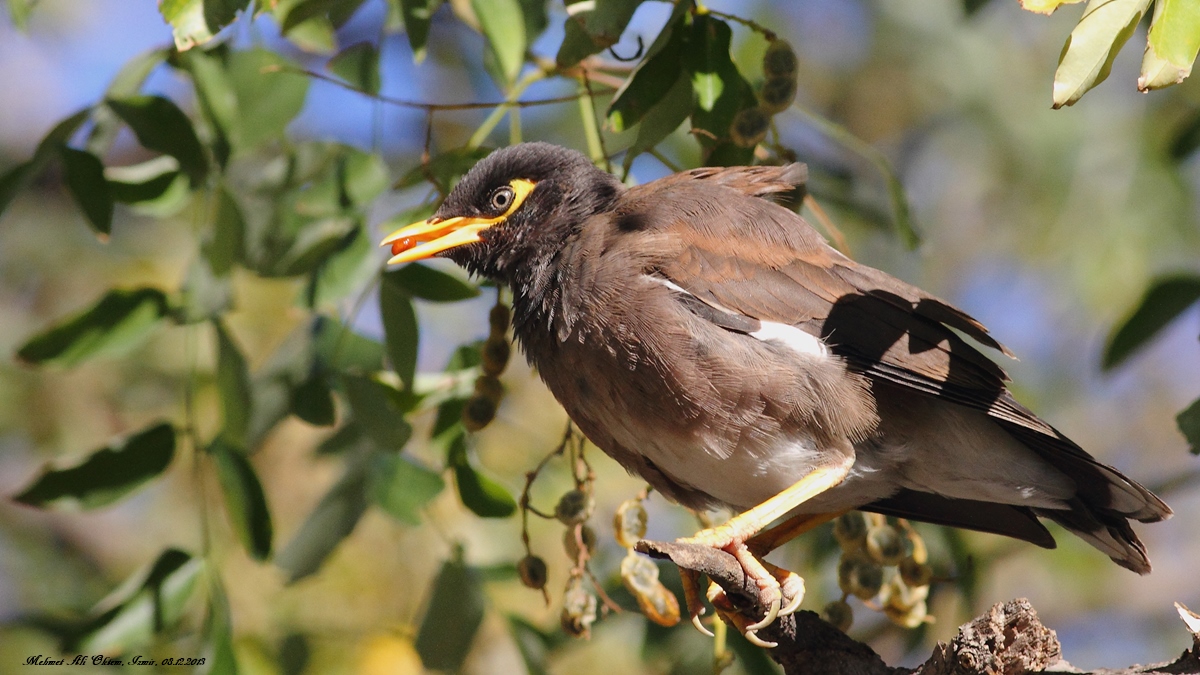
[691,613,715,638]
[744,630,778,649]
[744,595,781,632]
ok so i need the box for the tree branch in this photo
[635,540,1200,675]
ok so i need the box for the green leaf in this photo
[178,48,239,161]
[158,0,248,51]
[383,262,480,302]
[107,95,209,185]
[370,453,444,525]
[472,0,526,86]
[106,48,169,99]
[78,549,204,653]
[226,49,310,147]
[415,552,486,672]
[0,108,92,219]
[507,616,559,675]
[433,397,468,439]
[204,187,246,275]
[272,217,359,277]
[683,15,757,160]
[607,3,688,132]
[556,0,645,69]
[395,147,491,194]
[448,433,516,518]
[622,72,693,171]
[105,156,183,205]
[159,0,216,50]
[247,323,315,446]
[13,422,176,509]
[1177,397,1200,455]
[209,439,273,560]
[59,146,114,236]
[342,148,390,206]
[312,225,377,307]
[1169,111,1200,161]
[215,321,254,446]
[204,576,240,675]
[291,370,337,426]
[276,456,370,583]
[399,0,440,61]
[282,0,366,31]
[316,422,367,455]
[517,0,548,44]
[1103,275,1200,369]
[342,374,415,450]
[204,0,250,32]
[313,315,385,373]
[1051,0,1151,108]
[7,0,34,29]
[454,462,517,517]
[1139,0,1200,90]
[380,279,420,388]
[329,42,381,95]
[178,255,233,324]
[16,287,169,367]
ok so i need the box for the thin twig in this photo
[263,64,611,111]
[703,8,777,40]
[803,194,852,256]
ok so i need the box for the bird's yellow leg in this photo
[747,511,846,556]
[679,460,852,643]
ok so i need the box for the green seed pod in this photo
[821,599,854,632]
[613,498,648,548]
[899,556,933,588]
[759,75,797,114]
[865,524,906,565]
[517,554,548,590]
[762,39,798,79]
[481,335,511,376]
[833,512,868,552]
[489,303,511,333]
[838,552,884,600]
[730,106,771,148]
[462,394,496,431]
[563,524,597,559]
[473,374,505,404]
[555,489,594,525]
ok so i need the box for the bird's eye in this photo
[489,186,515,212]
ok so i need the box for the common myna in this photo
[382,142,1170,643]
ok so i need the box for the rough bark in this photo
[635,540,1200,675]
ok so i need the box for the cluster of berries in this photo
[821,512,934,632]
[462,302,512,431]
[518,488,601,636]
[731,39,799,148]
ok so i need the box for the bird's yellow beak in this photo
[380,179,537,265]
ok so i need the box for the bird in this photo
[381,142,1170,645]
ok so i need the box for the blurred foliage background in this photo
[1,0,1199,673]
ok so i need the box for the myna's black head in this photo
[382,142,622,282]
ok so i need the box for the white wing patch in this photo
[751,321,829,358]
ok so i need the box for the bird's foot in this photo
[677,529,805,647]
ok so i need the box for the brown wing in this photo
[621,169,1170,535]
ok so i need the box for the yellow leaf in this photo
[1018,0,1085,15]
[1139,0,1200,90]
[358,634,425,675]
